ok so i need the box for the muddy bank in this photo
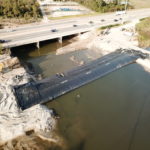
[0,54,61,148]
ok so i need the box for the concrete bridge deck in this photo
[14,49,147,110]
[1,8,150,49]
[2,24,96,49]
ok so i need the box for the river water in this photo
[12,41,150,150]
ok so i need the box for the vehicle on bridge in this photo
[89,21,94,24]
[115,11,126,15]
[101,19,105,22]
[114,19,118,22]
[51,29,58,32]
[73,24,78,27]
[0,40,7,43]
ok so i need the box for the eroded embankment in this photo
[0,55,64,149]
[56,19,150,73]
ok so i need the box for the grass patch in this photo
[99,24,121,30]
[0,17,41,25]
[140,17,149,22]
[49,12,100,20]
[136,17,150,47]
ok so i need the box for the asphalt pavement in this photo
[1,8,150,48]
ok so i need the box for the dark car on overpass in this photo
[0,40,6,43]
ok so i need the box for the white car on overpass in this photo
[116,11,126,15]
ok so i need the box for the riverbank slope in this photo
[136,17,150,48]
[0,55,64,149]
[56,19,150,72]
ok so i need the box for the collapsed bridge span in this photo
[14,49,148,110]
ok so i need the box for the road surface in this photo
[0,8,150,49]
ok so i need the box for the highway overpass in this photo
[1,8,150,49]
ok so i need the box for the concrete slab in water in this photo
[14,49,145,110]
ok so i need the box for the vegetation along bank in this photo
[136,17,150,48]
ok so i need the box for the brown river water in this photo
[9,39,150,150]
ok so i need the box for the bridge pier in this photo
[58,37,62,44]
[78,32,81,36]
[36,41,40,49]
[3,48,11,55]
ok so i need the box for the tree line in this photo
[54,0,132,13]
[0,0,42,19]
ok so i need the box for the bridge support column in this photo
[36,41,40,49]
[78,32,81,36]
[5,48,11,55]
[58,37,62,44]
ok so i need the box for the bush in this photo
[100,24,121,30]
[136,17,150,47]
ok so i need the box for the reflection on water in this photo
[47,64,150,150]
[12,40,150,150]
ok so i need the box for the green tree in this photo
[0,0,41,19]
